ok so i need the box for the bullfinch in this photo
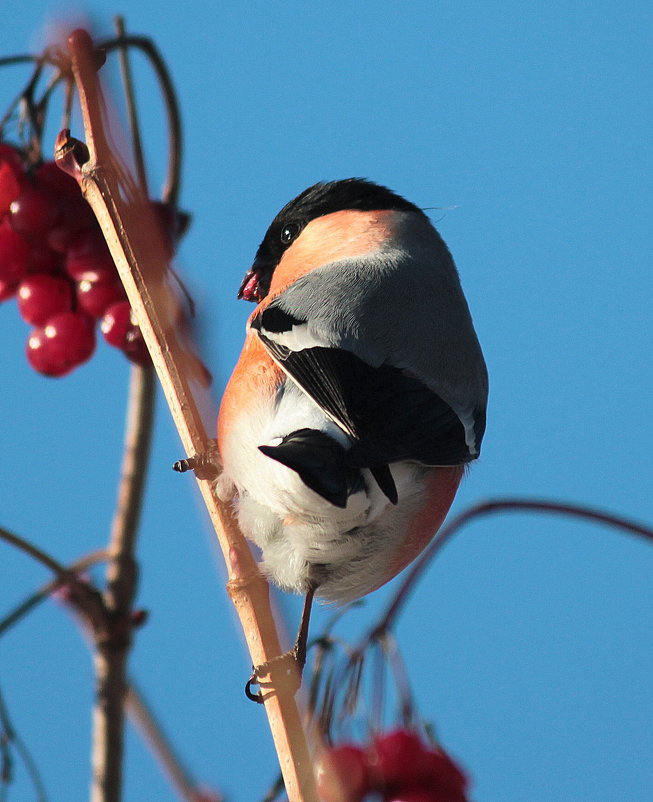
[214,178,487,691]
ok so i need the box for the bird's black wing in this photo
[252,306,473,470]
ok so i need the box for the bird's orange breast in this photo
[385,465,464,584]
[217,330,284,448]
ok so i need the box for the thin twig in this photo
[0,50,67,69]
[0,683,48,802]
[0,525,107,640]
[113,17,148,194]
[373,498,653,637]
[20,62,48,162]
[0,59,38,135]
[0,526,71,577]
[126,683,222,802]
[1,562,219,801]
[99,34,181,204]
[33,64,69,139]
[62,73,75,131]
[0,54,43,71]
[0,549,107,638]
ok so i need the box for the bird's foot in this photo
[245,643,306,704]
[172,439,221,481]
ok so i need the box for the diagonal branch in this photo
[125,683,223,802]
[60,28,317,802]
[0,549,107,638]
[0,525,71,577]
[0,525,107,641]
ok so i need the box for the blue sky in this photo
[1,2,652,800]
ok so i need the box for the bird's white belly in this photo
[218,381,429,604]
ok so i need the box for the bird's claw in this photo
[244,646,304,704]
[245,669,266,703]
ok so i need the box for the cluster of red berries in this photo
[316,729,469,802]
[0,141,179,377]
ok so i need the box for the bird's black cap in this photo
[240,178,425,301]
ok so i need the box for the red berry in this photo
[385,791,446,802]
[35,160,80,197]
[101,300,133,347]
[0,277,18,302]
[77,275,125,318]
[26,311,95,377]
[9,185,60,239]
[74,263,119,285]
[123,325,151,366]
[130,609,149,627]
[100,300,150,365]
[369,730,432,790]
[65,228,115,278]
[0,160,22,216]
[316,744,370,802]
[0,143,25,175]
[47,196,97,253]
[420,749,468,798]
[0,144,25,214]
[26,328,66,376]
[28,241,64,275]
[17,274,73,325]
[0,219,31,284]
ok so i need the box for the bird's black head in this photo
[238,178,426,301]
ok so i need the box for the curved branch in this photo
[373,498,653,637]
[0,549,108,638]
[0,54,41,68]
[0,526,107,638]
[99,34,182,204]
[0,525,70,578]
[0,685,48,802]
[113,17,148,194]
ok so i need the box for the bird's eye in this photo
[280,221,300,245]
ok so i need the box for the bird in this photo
[214,178,488,698]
